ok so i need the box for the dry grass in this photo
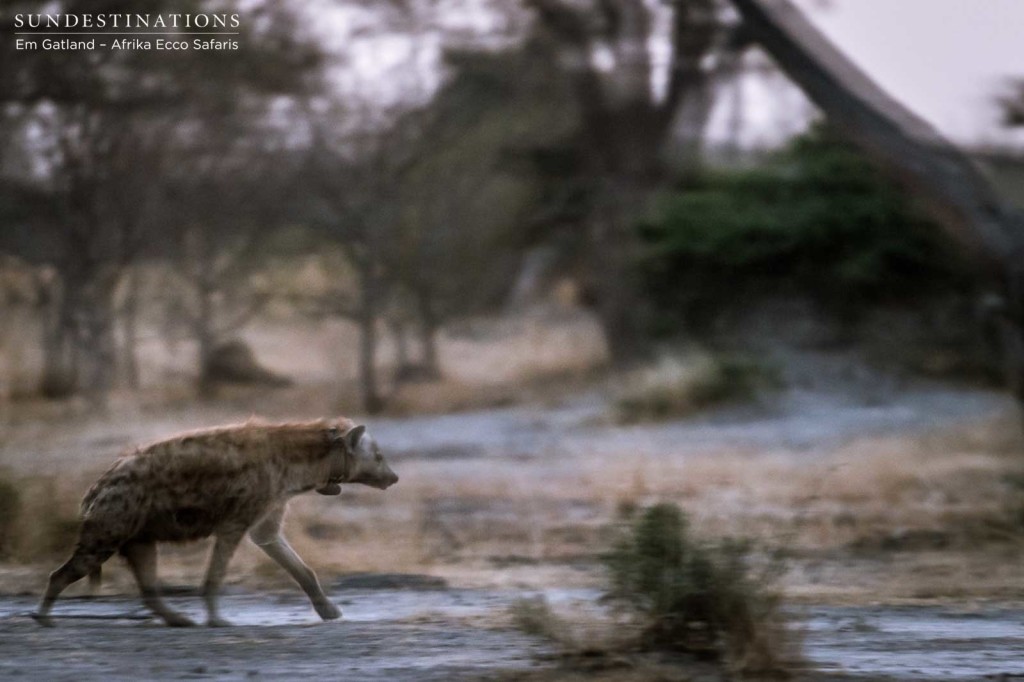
[1,411,1021,604]
[510,596,577,644]
[0,302,609,419]
[603,503,795,673]
[0,308,1021,607]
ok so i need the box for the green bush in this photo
[509,596,573,645]
[614,351,780,423]
[642,126,970,332]
[604,503,793,672]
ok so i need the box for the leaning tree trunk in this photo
[731,0,1024,409]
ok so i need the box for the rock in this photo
[202,340,291,387]
[393,363,441,385]
[332,573,449,591]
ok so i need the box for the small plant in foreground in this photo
[604,503,795,674]
[509,596,574,645]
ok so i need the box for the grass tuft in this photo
[509,596,574,645]
[604,503,795,673]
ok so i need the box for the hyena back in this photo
[33,418,398,627]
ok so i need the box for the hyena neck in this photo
[267,425,336,496]
[282,458,334,496]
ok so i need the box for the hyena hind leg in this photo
[202,529,246,627]
[121,541,196,627]
[88,566,102,595]
[33,546,116,627]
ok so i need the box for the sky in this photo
[788,0,1024,146]
[315,0,1024,149]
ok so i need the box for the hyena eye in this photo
[375,453,383,463]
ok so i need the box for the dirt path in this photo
[1,362,1020,680]
[0,590,553,681]
[374,381,1011,460]
[802,604,1024,680]
[3,589,1024,681]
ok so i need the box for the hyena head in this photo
[328,424,398,491]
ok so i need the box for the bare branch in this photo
[522,0,592,47]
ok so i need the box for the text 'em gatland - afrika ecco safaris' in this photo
[13,12,241,52]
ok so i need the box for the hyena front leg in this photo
[202,528,246,627]
[120,541,195,627]
[250,510,339,621]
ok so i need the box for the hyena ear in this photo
[344,425,366,451]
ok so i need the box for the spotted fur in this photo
[34,418,398,627]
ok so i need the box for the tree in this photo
[160,109,301,395]
[997,79,1024,128]
[728,0,1024,408]
[303,102,416,414]
[327,0,729,365]
[521,0,726,364]
[382,50,549,378]
[0,0,321,401]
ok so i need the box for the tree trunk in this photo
[414,288,441,379]
[40,319,76,399]
[196,264,217,398]
[77,296,117,405]
[389,317,410,370]
[586,178,653,366]
[39,275,77,399]
[119,269,141,390]
[45,263,118,406]
[357,261,384,415]
[730,0,1024,409]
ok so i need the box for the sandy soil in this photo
[2,589,1023,680]
[2,334,1023,679]
[0,590,556,681]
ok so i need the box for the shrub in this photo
[604,503,794,673]
[641,125,971,333]
[509,596,573,645]
[614,352,779,423]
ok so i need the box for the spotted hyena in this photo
[33,418,398,627]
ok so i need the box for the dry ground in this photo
[1,308,1024,680]
[1,309,1021,605]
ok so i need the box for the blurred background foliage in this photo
[641,126,972,335]
[0,0,1021,414]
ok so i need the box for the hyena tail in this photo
[88,566,102,594]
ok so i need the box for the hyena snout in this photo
[347,427,398,489]
[375,464,399,490]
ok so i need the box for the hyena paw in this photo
[206,616,233,628]
[316,601,342,621]
[30,613,56,628]
[163,612,197,627]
